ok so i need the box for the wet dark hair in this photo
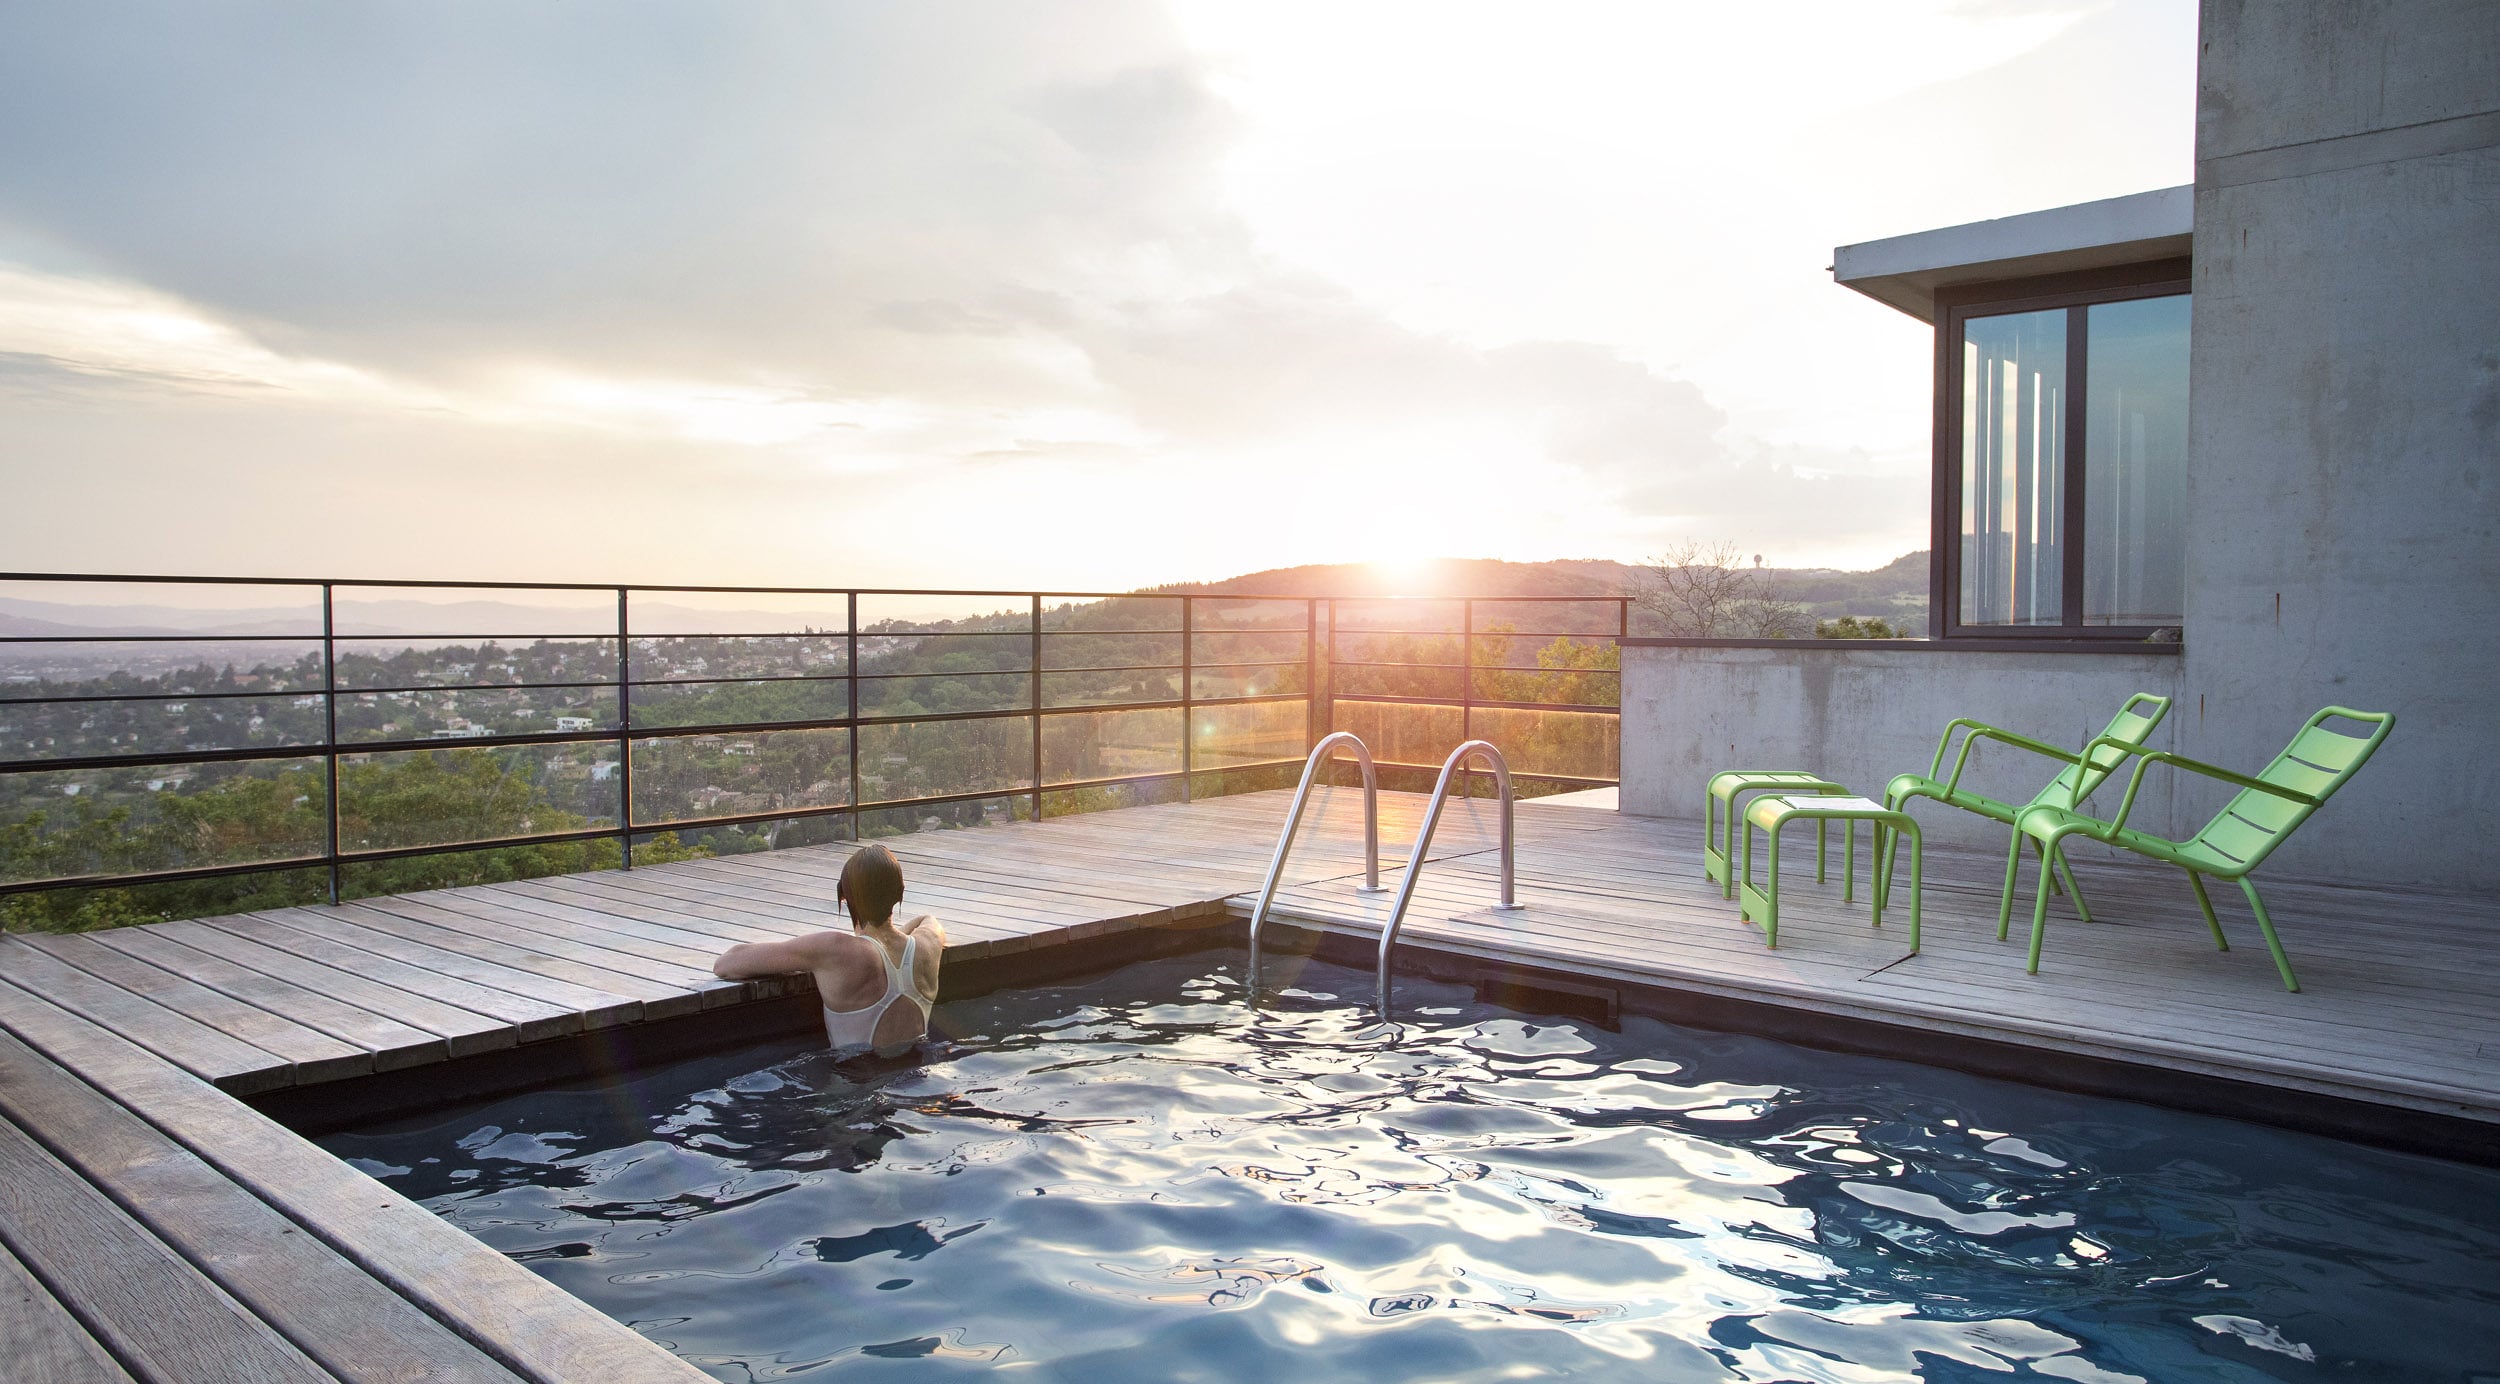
[838,843,906,926]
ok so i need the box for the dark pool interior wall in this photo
[257,918,2500,1169]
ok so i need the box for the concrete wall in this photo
[1620,644,2186,857]
[2184,0,2500,887]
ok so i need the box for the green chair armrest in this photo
[2141,751,2325,807]
[1943,724,2085,797]
[2083,737,2327,838]
[1925,717,1993,781]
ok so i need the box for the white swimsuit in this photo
[821,929,931,1055]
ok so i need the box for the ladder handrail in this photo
[1376,739,1523,1013]
[1247,732,1383,981]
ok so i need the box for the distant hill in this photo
[1153,553,1930,633]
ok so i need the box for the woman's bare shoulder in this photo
[899,913,944,937]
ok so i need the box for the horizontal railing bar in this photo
[626,802,857,837]
[0,686,331,706]
[2,744,342,774]
[1329,693,1622,715]
[323,827,626,867]
[1340,624,1630,634]
[0,572,1289,600]
[1351,764,1617,789]
[0,855,332,897]
[331,681,624,695]
[0,634,331,644]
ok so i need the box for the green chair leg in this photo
[1765,828,1783,948]
[2025,842,2059,973]
[1867,821,1920,951]
[2052,851,2092,922]
[1901,822,1923,953]
[1738,816,1786,948]
[2186,870,2230,950]
[2240,877,2302,993]
[1815,818,1827,884]
[1996,830,2025,940]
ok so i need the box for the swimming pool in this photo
[324,950,2500,1381]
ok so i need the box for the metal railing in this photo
[1376,740,1524,1013]
[0,572,1627,924]
[1245,731,1383,986]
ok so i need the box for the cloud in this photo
[0,1,2180,585]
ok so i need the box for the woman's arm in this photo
[713,933,838,980]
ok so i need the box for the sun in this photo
[1367,553,1441,597]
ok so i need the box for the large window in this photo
[1937,263,2189,639]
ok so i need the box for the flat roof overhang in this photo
[1833,185,2192,322]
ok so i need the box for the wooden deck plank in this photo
[0,947,289,1092]
[211,913,580,1046]
[528,867,1044,953]
[0,1114,336,1384]
[12,936,367,1083]
[551,859,1083,939]
[404,890,744,1005]
[150,919,520,1060]
[0,986,714,1384]
[0,1237,135,1384]
[0,1029,521,1384]
[340,898,716,1014]
[296,904,656,1026]
[89,928,449,1072]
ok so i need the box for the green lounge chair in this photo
[2004,706,2395,992]
[1877,693,2174,925]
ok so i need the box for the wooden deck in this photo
[3,786,2496,1381]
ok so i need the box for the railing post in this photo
[1305,597,1318,755]
[322,582,340,906]
[846,591,861,840]
[1325,598,1338,785]
[1181,596,1194,801]
[1461,597,1474,800]
[1030,593,1044,822]
[616,587,632,870]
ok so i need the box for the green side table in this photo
[1704,770,1847,898]
[1738,793,1923,953]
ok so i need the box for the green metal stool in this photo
[1738,793,1923,953]
[1704,770,1846,898]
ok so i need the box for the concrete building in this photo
[1622,1,2499,890]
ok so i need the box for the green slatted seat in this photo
[2004,707,2395,991]
[1877,693,2173,929]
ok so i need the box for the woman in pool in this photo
[711,843,944,1057]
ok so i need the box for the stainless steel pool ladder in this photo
[1376,740,1523,1014]
[1246,732,1386,986]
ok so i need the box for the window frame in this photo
[1931,257,2192,643]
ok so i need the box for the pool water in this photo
[324,951,2500,1381]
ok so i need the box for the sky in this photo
[0,1,2196,592]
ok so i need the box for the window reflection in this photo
[1961,308,2067,626]
[2085,296,2190,625]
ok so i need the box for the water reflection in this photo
[325,950,2500,1381]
